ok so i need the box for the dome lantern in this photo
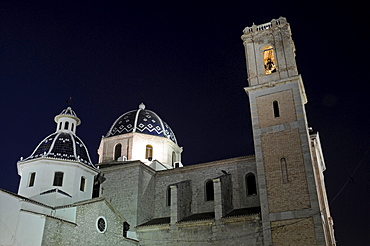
[54,107,81,134]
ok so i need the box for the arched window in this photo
[58,122,62,130]
[114,143,122,160]
[263,45,277,74]
[71,123,74,132]
[53,172,64,186]
[145,145,153,160]
[273,100,280,118]
[205,180,214,201]
[246,173,257,195]
[280,158,289,183]
[64,121,69,130]
[167,186,171,206]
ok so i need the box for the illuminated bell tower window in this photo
[263,45,277,74]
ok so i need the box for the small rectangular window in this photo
[80,176,86,191]
[167,186,171,206]
[273,101,280,118]
[28,172,36,187]
[145,145,153,160]
[53,172,64,186]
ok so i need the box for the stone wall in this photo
[153,156,259,219]
[271,218,317,245]
[42,199,138,245]
[261,129,310,213]
[137,214,263,246]
[99,162,155,227]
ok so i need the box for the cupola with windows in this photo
[97,103,183,170]
[17,107,99,207]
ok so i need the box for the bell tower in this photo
[242,17,335,245]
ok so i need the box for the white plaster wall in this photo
[99,132,182,167]
[17,159,97,206]
[0,191,47,246]
[16,211,46,246]
[54,207,77,223]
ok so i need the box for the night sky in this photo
[1,1,369,245]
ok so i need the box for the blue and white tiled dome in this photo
[106,103,178,144]
[22,132,93,166]
[19,107,95,168]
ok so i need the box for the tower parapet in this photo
[241,17,287,35]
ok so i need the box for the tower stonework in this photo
[242,17,335,245]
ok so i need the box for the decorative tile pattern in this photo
[22,132,94,167]
[106,106,178,144]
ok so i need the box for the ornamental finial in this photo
[139,103,145,110]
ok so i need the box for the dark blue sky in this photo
[1,1,369,245]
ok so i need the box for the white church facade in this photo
[0,17,336,245]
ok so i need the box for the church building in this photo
[0,17,336,245]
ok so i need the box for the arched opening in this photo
[273,100,280,118]
[64,121,69,130]
[263,45,277,74]
[53,172,64,186]
[205,180,214,201]
[280,158,289,183]
[246,173,257,196]
[145,145,153,160]
[114,143,122,160]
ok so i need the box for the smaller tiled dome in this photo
[22,132,93,166]
[106,103,177,144]
[19,107,95,168]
